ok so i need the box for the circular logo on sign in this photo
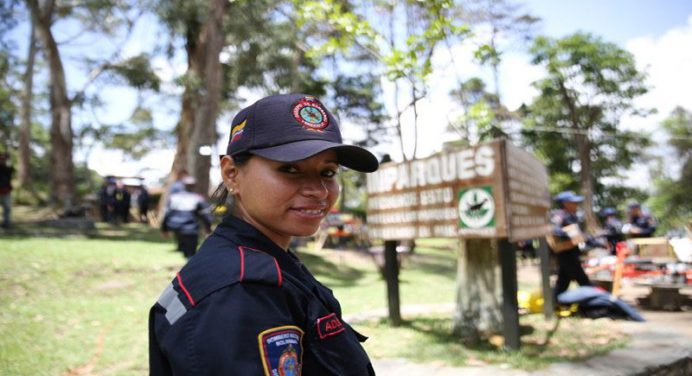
[458,187,495,229]
[292,96,329,131]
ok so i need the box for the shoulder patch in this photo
[238,246,283,287]
[258,325,303,376]
[156,281,188,325]
[316,313,345,339]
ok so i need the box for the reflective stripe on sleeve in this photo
[157,283,187,325]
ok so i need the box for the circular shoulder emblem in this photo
[292,96,329,131]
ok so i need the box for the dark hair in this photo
[211,153,251,210]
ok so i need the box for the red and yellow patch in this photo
[258,325,303,376]
[230,119,247,143]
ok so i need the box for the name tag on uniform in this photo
[316,313,345,339]
[258,326,303,376]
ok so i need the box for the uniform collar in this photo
[215,214,305,273]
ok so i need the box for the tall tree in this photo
[464,0,539,103]
[522,32,650,231]
[25,0,75,207]
[649,107,692,232]
[449,77,513,142]
[18,20,37,195]
[24,0,159,208]
[296,0,469,161]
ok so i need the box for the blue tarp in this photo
[557,286,645,322]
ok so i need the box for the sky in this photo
[17,1,691,189]
[389,0,692,190]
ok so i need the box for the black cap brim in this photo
[248,139,379,172]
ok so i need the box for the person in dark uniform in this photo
[550,191,593,298]
[600,207,624,255]
[98,176,118,223]
[0,153,13,229]
[135,184,150,223]
[623,202,656,238]
[149,94,379,375]
[114,181,131,224]
[161,176,213,259]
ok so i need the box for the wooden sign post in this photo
[366,139,551,350]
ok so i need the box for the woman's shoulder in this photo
[175,233,284,306]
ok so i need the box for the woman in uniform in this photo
[149,94,379,375]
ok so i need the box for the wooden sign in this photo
[366,139,550,241]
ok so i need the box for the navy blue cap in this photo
[600,207,617,216]
[554,191,584,203]
[225,94,379,173]
[627,202,641,209]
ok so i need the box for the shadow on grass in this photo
[373,315,619,369]
[297,251,365,287]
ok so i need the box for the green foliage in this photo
[100,107,166,160]
[0,50,18,151]
[521,32,651,205]
[106,54,161,91]
[649,107,692,232]
[449,77,510,142]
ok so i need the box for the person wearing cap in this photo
[149,94,378,375]
[550,191,593,298]
[623,202,657,238]
[600,207,624,255]
[0,153,13,229]
[98,176,118,223]
[161,176,213,259]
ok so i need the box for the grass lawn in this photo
[0,213,628,375]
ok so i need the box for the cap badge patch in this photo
[230,119,247,143]
[292,96,329,131]
[258,325,303,376]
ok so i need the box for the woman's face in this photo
[222,150,340,249]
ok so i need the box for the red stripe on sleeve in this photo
[176,272,196,306]
[238,247,245,282]
[273,258,283,287]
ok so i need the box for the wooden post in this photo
[453,239,502,344]
[384,240,402,326]
[499,239,520,350]
[537,239,554,320]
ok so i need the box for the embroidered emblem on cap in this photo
[316,313,345,339]
[230,119,247,143]
[292,96,329,131]
[258,326,303,376]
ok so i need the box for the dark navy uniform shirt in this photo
[627,213,656,238]
[149,215,375,375]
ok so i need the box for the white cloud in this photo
[626,14,692,131]
[622,14,692,184]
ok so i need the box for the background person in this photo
[600,207,624,255]
[98,176,118,223]
[149,94,378,375]
[0,153,14,229]
[134,184,150,223]
[623,202,657,238]
[114,181,131,224]
[550,191,593,298]
[161,176,212,259]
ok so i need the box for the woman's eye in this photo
[322,169,338,178]
[278,165,299,174]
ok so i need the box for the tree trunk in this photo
[575,132,599,232]
[452,238,503,345]
[28,0,75,208]
[18,23,37,192]
[187,0,225,197]
[558,79,599,231]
